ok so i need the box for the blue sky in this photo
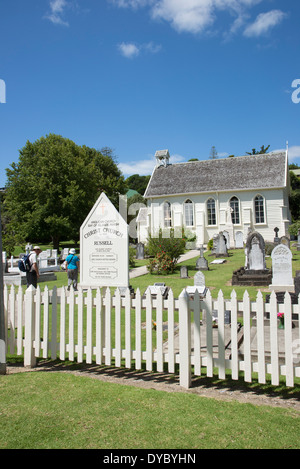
[0,0,300,188]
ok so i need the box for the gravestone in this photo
[232,231,271,286]
[180,265,189,278]
[269,244,294,292]
[136,242,144,260]
[186,271,207,297]
[61,248,69,260]
[235,231,243,249]
[280,236,290,248]
[80,192,129,288]
[247,232,266,271]
[215,232,228,257]
[196,245,208,270]
[274,227,280,245]
[147,282,167,297]
[194,271,205,287]
[39,251,48,269]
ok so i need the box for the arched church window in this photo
[254,195,265,224]
[230,196,240,224]
[184,199,194,226]
[164,201,172,227]
[207,198,216,225]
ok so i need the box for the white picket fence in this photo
[3,284,300,388]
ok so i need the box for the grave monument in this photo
[232,231,272,286]
[269,244,294,292]
[215,231,228,257]
[196,245,208,271]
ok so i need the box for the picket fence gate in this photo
[3,284,300,388]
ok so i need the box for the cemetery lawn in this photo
[130,246,300,301]
[26,245,300,301]
[0,370,299,449]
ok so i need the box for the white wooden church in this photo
[136,149,291,248]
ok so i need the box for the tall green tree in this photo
[125,174,150,195]
[4,134,126,250]
[289,170,300,222]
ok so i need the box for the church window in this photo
[230,196,240,224]
[164,201,172,227]
[184,199,194,226]
[254,195,265,224]
[207,198,216,225]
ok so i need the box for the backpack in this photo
[18,254,31,273]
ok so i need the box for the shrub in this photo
[207,239,214,251]
[146,228,186,274]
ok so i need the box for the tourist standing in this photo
[26,246,42,288]
[66,248,79,291]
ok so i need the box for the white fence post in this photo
[179,288,191,389]
[24,285,37,368]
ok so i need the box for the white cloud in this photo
[109,0,151,8]
[118,42,140,58]
[119,157,156,175]
[118,41,161,58]
[45,0,70,26]
[119,153,186,175]
[243,9,287,37]
[271,146,300,163]
[287,146,300,162]
[109,1,288,39]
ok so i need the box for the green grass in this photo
[3,243,300,449]
[130,246,300,301]
[0,371,299,449]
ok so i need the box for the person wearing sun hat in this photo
[65,248,80,291]
[26,246,42,288]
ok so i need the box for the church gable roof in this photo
[144,152,287,198]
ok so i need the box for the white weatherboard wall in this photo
[146,187,289,245]
[80,192,129,288]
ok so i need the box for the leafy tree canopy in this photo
[246,145,270,155]
[4,134,126,250]
[125,174,150,195]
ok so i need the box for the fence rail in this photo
[4,284,300,388]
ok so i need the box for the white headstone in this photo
[80,192,129,288]
[39,251,48,268]
[270,244,294,292]
[235,231,243,249]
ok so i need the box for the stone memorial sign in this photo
[80,192,129,288]
[270,244,293,291]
